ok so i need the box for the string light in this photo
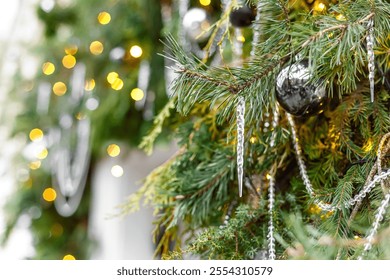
[42,62,55,75]
[64,45,78,55]
[106,72,119,84]
[98,11,111,25]
[90,41,104,55]
[29,128,44,142]
[51,223,64,237]
[236,35,245,43]
[111,78,124,90]
[199,0,211,6]
[84,79,96,91]
[107,144,121,157]
[29,160,41,170]
[336,14,346,21]
[42,187,57,202]
[314,2,326,12]
[53,82,67,96]
[36,147,48,160]
[111,165,124,177]
[63,254,76,260]
[129,45,143,58]
[130,88,144,101]
[62,54,76,69]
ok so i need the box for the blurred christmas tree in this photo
[122,0,390,260]
[1,0,168,259]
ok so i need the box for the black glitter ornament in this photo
[275,61,326,116]
[229,6,256,27]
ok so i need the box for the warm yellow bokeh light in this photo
[51,223,64,237]
[64,45,78,55]
[107,144,121,157]
[29,161,41,170]
[63,254,76,260]
[111,78,124,90]
[62,54,76,69]
[249,136,257,144]
[98,11,111,25]
[236,35,245,43]
[42,62,55,75]
[336,14,346,21]
[84,79,96,91]
[29,128,44,142]
[130,88,144,101]
[111,165,124,177]
[129,45,142,58]
[53,82,67,96]
[199,0,211,6]
[43,187,57,202]
[314,2,326,12]
[106,72,119,84]
[90,41,104,55]
[37,147,48,160]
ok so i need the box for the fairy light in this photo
[130,88,144,101]
[42,187,57,202]
[90,41,104,55]
[84,79,96,91]
[63,254,76,260]
[62,54,76,69]
[111,78,124,90]
[51,223,64,237]
[314,2,326,12]
[111,165,124,177]
[42,62,55,75]
[106,72,119,84]
[36,147,48,160]
[29,160,41,170]
[199,0,211,6]
[237,35,245,43]
[129,45,143,58]
[53,82,67,96]
[249,136,257,144]
[107,144,121,157]
[64,45,78,55]
[29,128,44,142]
[97,11,111,25]
[336,14,346,21]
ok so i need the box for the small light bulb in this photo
[129,45,142,58]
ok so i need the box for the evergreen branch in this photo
[139,96,176,155]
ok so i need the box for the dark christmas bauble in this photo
[229,6,256,27]
[275,62,326,116]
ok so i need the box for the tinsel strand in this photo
[358,193,390,260]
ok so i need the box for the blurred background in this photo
[0,0,194,259]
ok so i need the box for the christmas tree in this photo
[123,0,390,260]
[2,0,390,261]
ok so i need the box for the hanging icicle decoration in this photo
[366,18,375,102]
[267,106,280,260]
[236,95,245,197]
[233,25,245,197]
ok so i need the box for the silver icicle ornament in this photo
[275,61,326,116]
